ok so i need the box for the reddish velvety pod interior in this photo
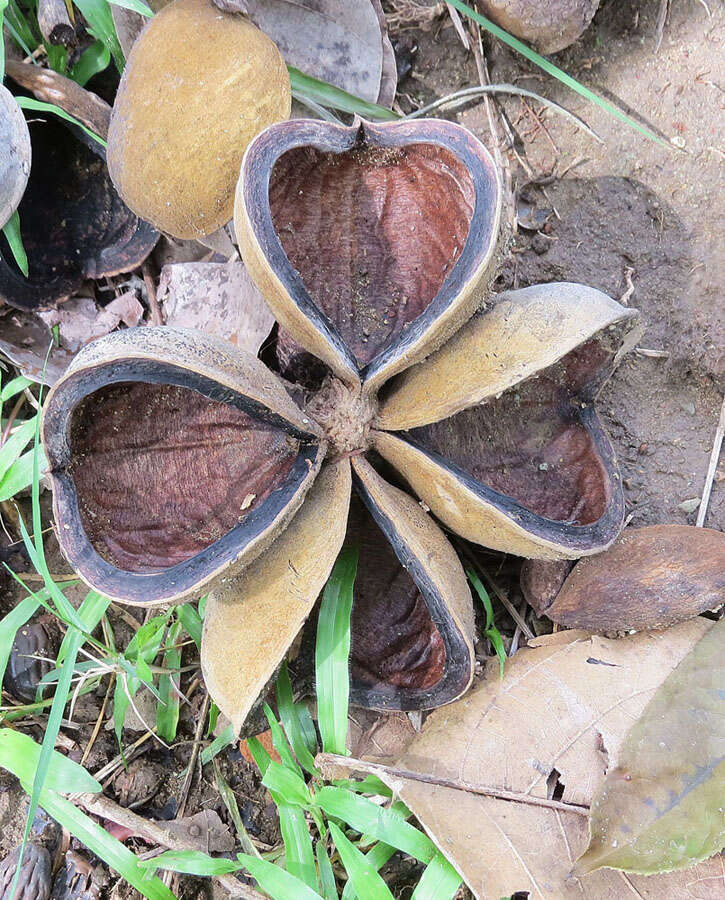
[269,142,475,379]
[347,495,446,699]
[408,339,618,528]
[68,381,301,573]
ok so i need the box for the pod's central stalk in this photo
[306,376,377,456]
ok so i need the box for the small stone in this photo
[678,497,700,513]
[531,233,549,255]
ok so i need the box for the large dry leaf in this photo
[577,616,725,876]
[545,525,725,632]
[157,260,275,353]
[374,621,725,898]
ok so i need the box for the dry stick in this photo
[73,793,267,900]
[696,393,725,528]
[315,753,589,817]
[177,692,211,818]
[654,0,669,53]
[142,262,164,326]
[1,394,26,446]
[80,673,115,767]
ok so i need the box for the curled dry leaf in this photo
[38,293,144,352]
[369,620,722,898]
[0,308,75,385]
[0,83,31,230]
[43,117,637,730]
[576,616,725,876]
[157,260,275,353]
[524,525,725,632]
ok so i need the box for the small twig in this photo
[654,0,669,53]
[619,265,635,306]
[634,347,669,358]
[315,753,589,816]
[73,793,266,900]
[80,673,115,766]
[696,394,725,528]
[177,692,210,818]
[142,262,163,326]
[445,2,469,49]
[1,394,26,446]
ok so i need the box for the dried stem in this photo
[696,393,725,528]
[316,752,590,816]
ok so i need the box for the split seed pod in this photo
[0,71,157,311]
[107,0,291,238]
[43,117,637,732]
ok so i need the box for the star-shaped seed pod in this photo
[42,118,638,731]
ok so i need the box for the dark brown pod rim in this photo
[351,456,475,710]
[235,116,501,391]
[0,81,157,311]
[42,327,325,605]
[542,524,725,632]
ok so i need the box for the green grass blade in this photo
[262,759,312,808]
[14,97,107,147]
[238,852,326,900]
[139,850,241,876]
[200,722,235,765]
[246,734,272,775]
[446,0,669,148]
[176,602,202,649]
[275,667,319,775]
[341,842,396,900]
[0,375,32,402]
[32,789,176,899]
[0,729,101,793]
[316,841,338,900]
[316,547,358,756]
[212,758,260,857]
[314,787,435,863]
[288,67,398,121]
[156,619,181,742]
[72,0,125,72]
[467,569,506,677]
[410,853,462,899]
[0,418,36,481]
[328,822,394,900]
[264,702,303,777]
[107,0,152,15]
[278,803,317,889]
[1,211,29,277]
[0,448,47,501]
[0,594,41,686]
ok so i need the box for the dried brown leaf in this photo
[157,260,275,354]
[546,525,725,632]
[373,621,724,898]
[576,616,725,876]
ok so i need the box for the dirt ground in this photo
[1,1,723,896]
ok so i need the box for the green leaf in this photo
[156,620,182,742]
[139,850,240,876]
[246,735,271,775]
[0,0,10,80]
[411,853,462,900]
[276,662,319,775]
[0,375,32,403]
[446,0,670,148]
[316,841,338,900]
[0,447,46,501]
[262,759,311,808]
[13,96,107,147]
[264,702,303,777]
[70,40,111,85]
[314,787,436,863]
[341,842,396,900]
[288,67,398,121]
[316,546,358,756]
[575,617,725,875]
[72,0,125,72]
[1,211,29,277]
[176,602,202,649]
[467,569,506,677]
[328,822,394,900]
[200,722,235,765]
[237,853,326,900]
[0,729,101,794]
[278,803,317,889]
[108,0,152,15]
[0,418,36,482]
[31,788,176,899]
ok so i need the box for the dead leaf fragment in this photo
[159,811,234,853]
[576,616,725,876]
[373,620,722,898]
[157,260,274,353]
[0,308,74,385]
[546,525,725,632]
[37,293,144,352]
